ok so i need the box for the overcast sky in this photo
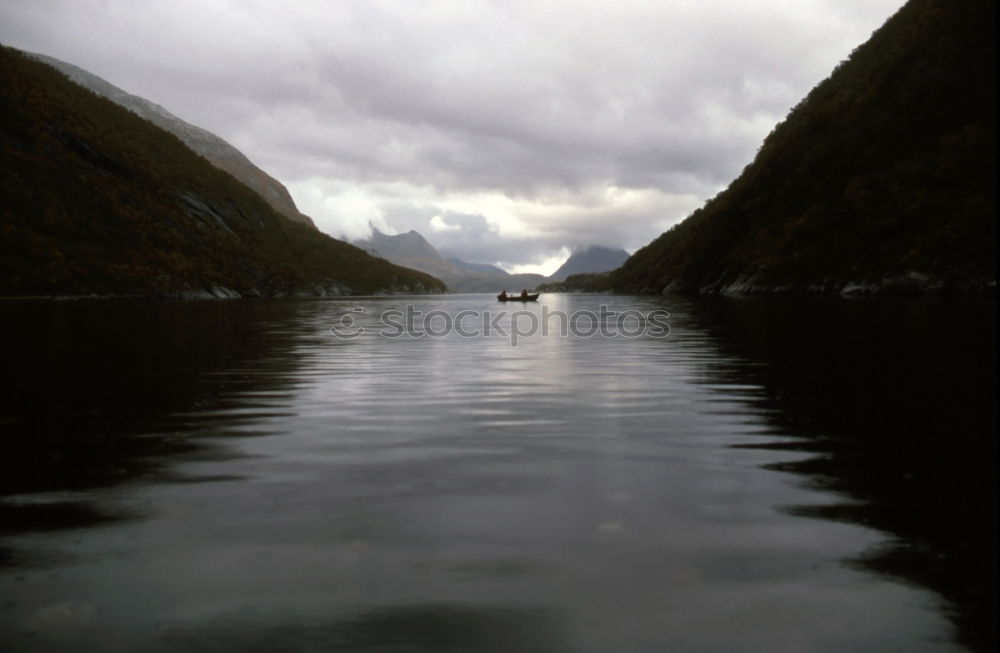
[1,0,904,273]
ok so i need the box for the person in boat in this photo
[499,290,508,300]
[520,288,528,299]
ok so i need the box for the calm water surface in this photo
[0,295,994,652]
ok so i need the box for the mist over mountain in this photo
[0,46,444,297]
[27,51,317,229]
[609,0,995,295]
[446,258,509,277]
[549,246,630,282]
[355,227,464,280]
[458,272,548,294]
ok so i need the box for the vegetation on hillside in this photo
[0,46,445,297]
[615,0,995,294]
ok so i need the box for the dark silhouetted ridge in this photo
[615,0,995,295]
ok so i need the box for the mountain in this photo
[0,46,445,297]
[355,228,465,280]
[353,228,547,292]
[614,0,995,295]
[447,257,509,277]
[28,51,316,229]
[549,246,629,281]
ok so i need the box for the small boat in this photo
[498,292,539,302]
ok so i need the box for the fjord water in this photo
[0,295,994,652]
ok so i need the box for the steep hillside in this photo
[29,51,317,228]
[616,0,995,295]
[0,46,445,297]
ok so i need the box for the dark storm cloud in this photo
[0,0,904,270]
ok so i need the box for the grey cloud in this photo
[0,0,905,266]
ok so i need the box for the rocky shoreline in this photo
[693,271,996,297]
[547,270,995,297]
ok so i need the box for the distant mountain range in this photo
[354,228,627,292]
[27,51,316,229]
[0,46,444,297]
[354,227,547,292]
[606,0,995,295]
